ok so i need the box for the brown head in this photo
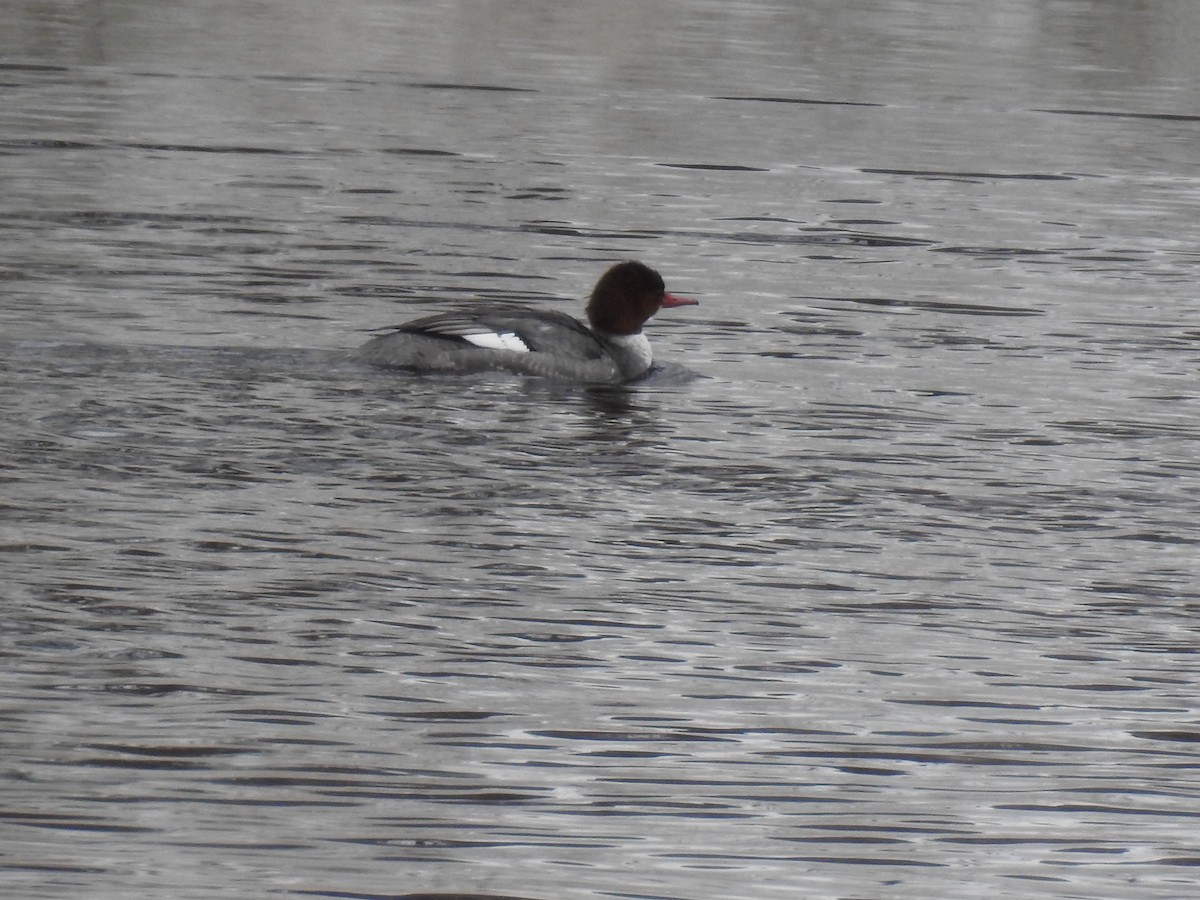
[585,261,697,336]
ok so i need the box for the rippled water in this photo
[4,1,1200,898]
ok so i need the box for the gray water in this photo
[4,1,1200,898]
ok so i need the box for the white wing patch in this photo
[463,331,530,352]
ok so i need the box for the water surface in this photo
[4,2,1200,899]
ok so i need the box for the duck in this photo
[356,260,696,383]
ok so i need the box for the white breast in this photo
[606,332,653,377]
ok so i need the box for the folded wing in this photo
[392,308,607,359]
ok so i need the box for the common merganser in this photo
[357,260,697,383]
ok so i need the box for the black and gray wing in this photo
[358,306,626,383]
[393,308,608,358]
